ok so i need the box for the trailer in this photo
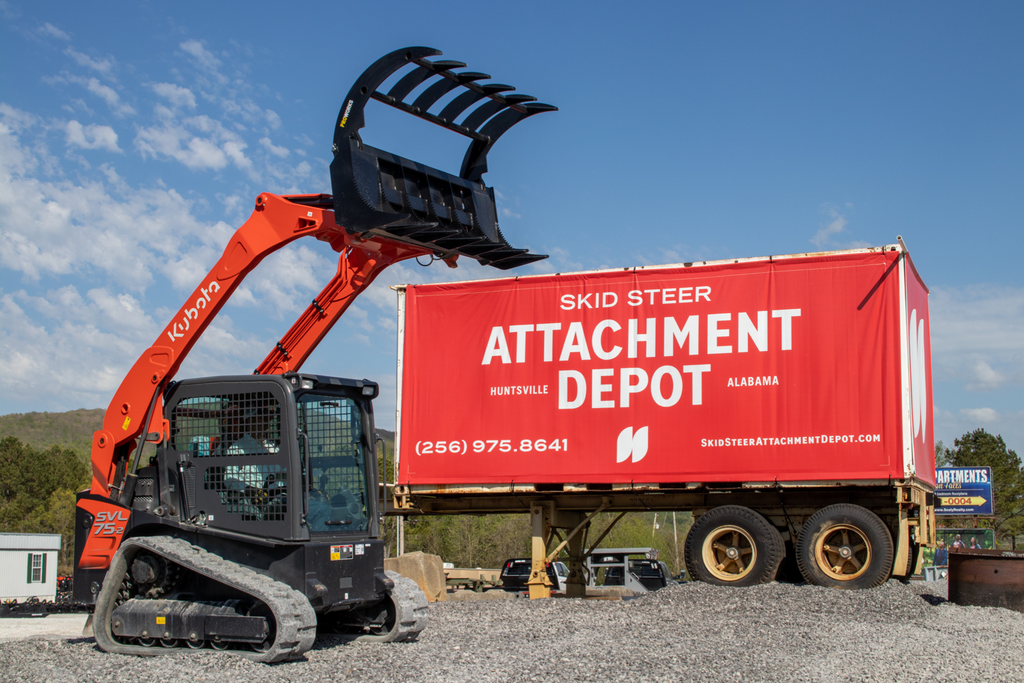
[390,241,937,596]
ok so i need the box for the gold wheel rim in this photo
[701,525,757,582]
[813,524,871,581]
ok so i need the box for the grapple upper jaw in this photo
[329,47,556,270]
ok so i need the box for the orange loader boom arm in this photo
[90,193,431,500]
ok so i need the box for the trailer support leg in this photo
[528,502,553,599]
[552,511,589,598]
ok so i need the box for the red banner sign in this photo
[398,249,933,485]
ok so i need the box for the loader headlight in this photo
[300,379,315,390]
[361,385,374,396]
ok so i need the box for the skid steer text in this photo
[93,510,129,536]
[416,438,569,455]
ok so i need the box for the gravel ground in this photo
[1,579,1021,683]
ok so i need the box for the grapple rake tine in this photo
[458,99,506,132]
[438,84,515,124]
[412,71,490,113]
[462,102,558,182]
[329,46,556,271]
[386,60,467,102]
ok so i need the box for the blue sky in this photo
[1,1,1022,454]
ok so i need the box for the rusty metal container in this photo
[948,548,1024,613]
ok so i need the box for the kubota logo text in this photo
[617,426,649,464]
[167,281,221,343]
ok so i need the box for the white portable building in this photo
[0,533,61,601]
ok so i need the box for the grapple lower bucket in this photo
[329,47,556,270]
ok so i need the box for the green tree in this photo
[402,514,532,569]
[940,429,1024,548]
[935,440,954,467]
[0,437,90,573]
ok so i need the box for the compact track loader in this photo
[73,47,555,662]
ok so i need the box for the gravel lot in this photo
[1,579,1021,683]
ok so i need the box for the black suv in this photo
[500,558,568,593]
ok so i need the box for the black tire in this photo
[795,504,893,589]
[683,506,785,587]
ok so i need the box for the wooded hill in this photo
[0,408,103,459]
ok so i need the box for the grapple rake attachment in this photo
[329,47,556,270]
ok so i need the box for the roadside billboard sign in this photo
[935,467,993,516]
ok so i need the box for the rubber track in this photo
[93,536,317,663]
[379,570,428,642]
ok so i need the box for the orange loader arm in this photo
[89,193,431,501]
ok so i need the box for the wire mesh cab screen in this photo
[171,390,289,534]
[298,394,371,534]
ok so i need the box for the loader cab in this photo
[153,373,380,543]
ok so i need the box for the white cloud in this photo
[222,140,251,171]
[812,204,848,247]
[134,109,252,173]
[0,107,305,414]
[137,127,227,169]
[65,120,121,152]
[151,82,197,109]
[0,103,41,133]
[179,39,222,72]
[959,407,999,424]
[259,137,289,158]
[0,110,228,289]
[38,23,70,41]
[59,74,135,117]
[221,97,271,127]
[0,287,161,408]
[66,98,95,116]
[967,360,1004,391]
[930,284,1024,391]
[0,286,277,413]
[64,47,114,74]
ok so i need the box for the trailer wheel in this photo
[684,506,784,587]
[796,504,893,589]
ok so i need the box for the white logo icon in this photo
[616,426,649,464]
[909,308,927,441]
